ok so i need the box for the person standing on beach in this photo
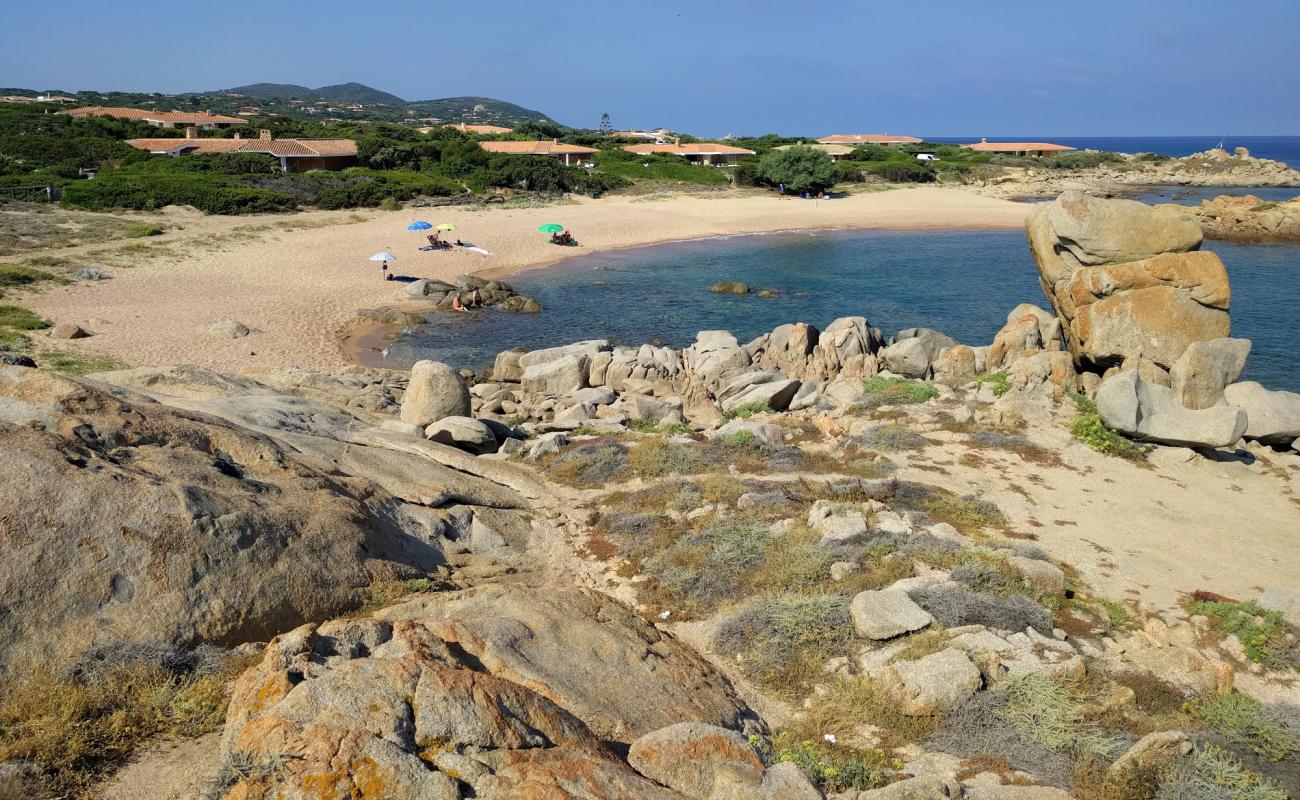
[380,260,389,281]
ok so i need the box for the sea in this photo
[388,135,1300,393]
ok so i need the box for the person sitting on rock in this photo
[451,293,469,313]
[469,287,482,307]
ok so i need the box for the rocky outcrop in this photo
[217,585,759,800]
[219,614,688,800]
[401,359,470,426]
[1174,193,1300,243]
[373,585,757,745]
[879,328,957,379]
[1027,192,1231,373]
[0,366,453,670]
[1095,369,1247,448]
[406,273,542,313]
[986,304,1061,370]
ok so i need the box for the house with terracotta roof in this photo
[962,138,1076,157]
[816,134,923,146]
[125,129,357,172]
[445,122,513,135]
[622,142,755,166]
[66,106,248,130]
[479,140,599,166]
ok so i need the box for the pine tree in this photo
[599,112,612,135]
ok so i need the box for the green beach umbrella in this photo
[538,224,564,234]
[436,223,456,231]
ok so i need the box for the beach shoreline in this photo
[22,187,1033,374]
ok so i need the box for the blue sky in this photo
[4,0,1297,137]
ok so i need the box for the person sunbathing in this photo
[451,293,469,313]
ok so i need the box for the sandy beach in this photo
[22,187,1031,373]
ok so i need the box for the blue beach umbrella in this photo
[407,220,433,231]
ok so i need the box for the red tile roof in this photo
[479,141,599,155]
[125,137,357,158]
[963,141,1076,152]
[67,106,248,125]
[816,134,923,145]
[622,143,755,156]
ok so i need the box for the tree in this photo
[758,146,837,194]
[599,112,612,135]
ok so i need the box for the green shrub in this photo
[644,517,780,612]
[857,423,928,451]
[543,440,632,486]
[0,647,252,798]
[0,265,66,288]
[974,371,1012,397]
[863,162,936,183]
[594,150,729,186]
[1187,691,1297,761]
[713,593,852,692]
[999,674,1126,758]
[1187,599,1300,671]
[1155,743,1287,800]
[1070,413,1149,460]
[750,736,897,793]
[726,401,770,419]
[628,439,708,478]
[0,304,50,330]
[124,223,164,238]
[758,146,838,194]
[860,375,939,407]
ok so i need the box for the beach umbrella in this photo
[369,251,397,262]
[435,223,456,231]
[406,221,433,231]
[538,224,564,233]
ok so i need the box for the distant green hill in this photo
[222,83,317,100]
[1,83,559,127]
[224,82,406,104]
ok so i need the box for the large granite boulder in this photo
[805,316,883,381]
[0,367,449,671]
[1169,338,1251,409]
[879,329,956,379]
[1027,192,1229,372]
[400,359,470,426]
[373,584,757,745]
[878,647,982,716]
[684,331,752,388]
[717,371,801,413]
[1223,381,1300,444]
[1095,369,1247,448]
[218,610,693,800]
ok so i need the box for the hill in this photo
[224,81,406,104]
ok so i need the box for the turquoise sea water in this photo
[388,228,1300,394]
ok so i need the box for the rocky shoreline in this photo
[971,147,1300,201]
[2,193,1299,799]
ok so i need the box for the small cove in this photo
[387,227,1300,394]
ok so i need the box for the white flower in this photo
[658,610,672,619]
[823,733,837,744]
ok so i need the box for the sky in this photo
[4,0,1299,138]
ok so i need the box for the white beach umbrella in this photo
[369,251,397,262]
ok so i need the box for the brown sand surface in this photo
[23,187,1030,372]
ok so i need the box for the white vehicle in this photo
[915,153,939,162]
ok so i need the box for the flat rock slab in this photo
[850,589,933,640]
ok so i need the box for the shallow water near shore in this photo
[387,228,1300,394]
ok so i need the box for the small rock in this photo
[1258,587,1300,627]
[49,323,88,340]
[203,318,249,338]
[710,281,750,294]
[830,561,859,581]
[1009,556,1066,595]
[0,354,37,368]
[423,416,498,455]
[884,647,981,716]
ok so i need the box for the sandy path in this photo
[22,188,1030,373]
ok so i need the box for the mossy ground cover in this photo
[858,376,940,409]
[1187,596,1300,671]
